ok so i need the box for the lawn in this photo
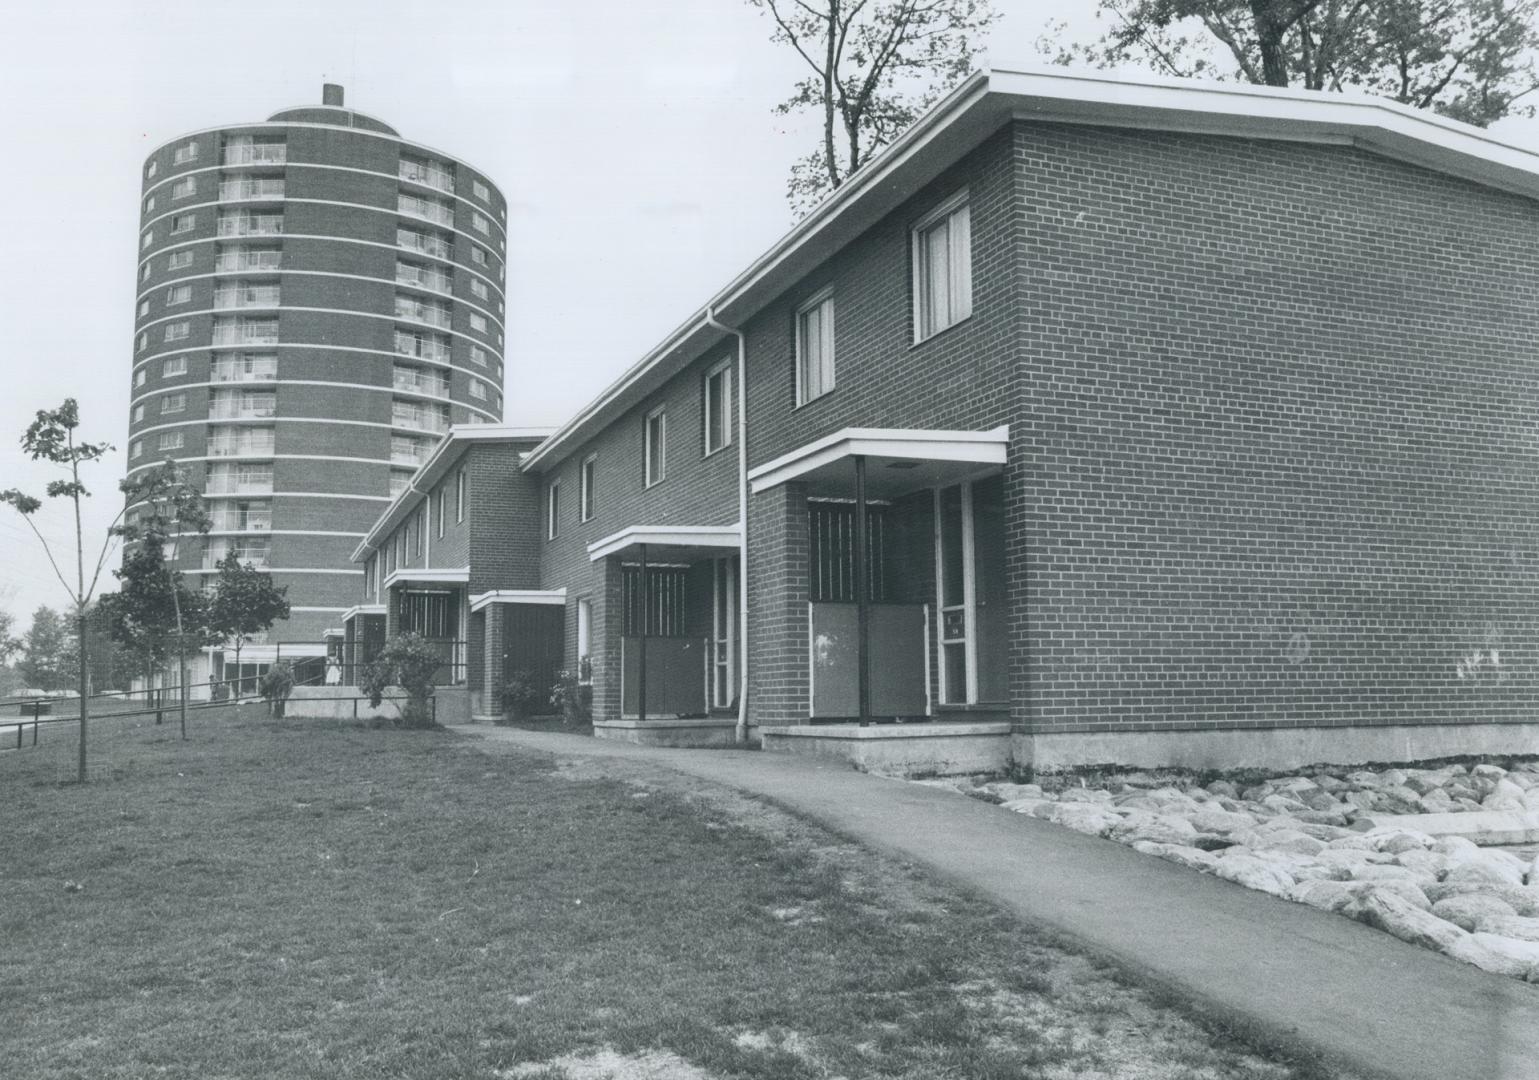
[1,709,1337,1079]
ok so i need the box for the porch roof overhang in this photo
[234,643,329,662]
[587,524,742,563]
[748,426,1009,499]
[469,588,568,612]
[323,627,343,639]
[383,567,469,590]
[340,604,385,623]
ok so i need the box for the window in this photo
[144,195,156,214]
[161,392,186,414]
[472,179,490,201]
[137,332,148,353]
[468,378,486,400]
[157,432,184,451]
[162,356,187,377]
[456,467,466,522]
[132,403,145,423]
[469,312,487,333]
[644,406,666,487]
[130,439,143,459]
[164,321,190,342]
[912,191,972,342]
[472,211,490,234]
[796,290,835,404]
[138,299,149,318]
[172,141,198,165]
[703,359,732,455]
[470,278,488,301]
[547,481,560,540]
[171,213,195,235]
[469,345,488,367]
[470,245,487,267]
[146,159,158,179]
[167,250,193,270]
[172,176,196,200]
[134,369,147,389]
[435,487,445,538]
[167,283,192,305]
[139,262,152,283]
[580,455,596,522]
[417,505,427,557]
[141,230,154,251]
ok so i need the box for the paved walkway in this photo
[448,725,1539,1080]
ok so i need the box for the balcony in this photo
[396,262,452,294]
[209,510,272,532]
[397,229,450,260]
[391,403,449,435]
[223,142,286,166]
[209,397,276,421]
[219,178,285,202]
[204,545,270,570]
[399,159,454,194]
[391,438,431,467]
[395,297,452,329]
[394,331,451,363]
[211,357,278,383]
[215,249,282,273]
[213,286,281,310]
[208,434,276,457]
[205,473,273,496]
[212,321,278,346]
[392,369,450,398]
[217,215,284,238]
[398,194,455,227]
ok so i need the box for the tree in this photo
[749,0,997,212]
[1,400,120,782]
[206,552,290,699]
[18,607,71,691]
[115,461,212,740]
[359,632,443,728]
[0,607,21,668]
[1041,0,1539,127]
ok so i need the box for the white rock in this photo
[1213,851,1297,896]
[1315,849,1374,874]
[1393,850,1449,880]
[1253,830,1327,856]
[1350,889,1467,951]
[1113,814,1200,847]
[1186,808,1257,835]
[1424,882,1539,917]
[1287,880,1361,913]
[986,782,1044,802]
[1471,932,1539,972]
[1443,936,1534,978]
[1483,780,1528,812]
[1474,914,1539,943]
[1371,829,1435,855]
[1059,787,1115,805]
[1444,853,1526,888]
[1130,840,1218,872]
[1327,834,1378,852]
[1353,864,1421,883]
[1431,894,1519,932]
[1432,836,1480,859]
[1000,798,1052,816]
[1049,803,1122,837]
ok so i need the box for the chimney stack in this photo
[322,83,345,107]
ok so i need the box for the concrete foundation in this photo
[592,718,741,747]
[760,721,1011,775]
[1017,723,1539,773]
[286,686,403,721]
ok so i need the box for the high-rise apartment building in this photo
[128,84,507,686]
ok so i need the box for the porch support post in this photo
[854,455,871,726]
[637,543,648,724]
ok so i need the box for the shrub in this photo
[493,671,540,724]
[359,632,442,728]
[550,666,592,726]
[257,662,295,718]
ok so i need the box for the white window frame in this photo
[644,406,666,488]
[469,312,487,333]
[167,284,192,306]
[162,356,187,377]
[547,480,560,540]
[703,357,732,456]
[137,332,148,353]
[134,369,147,388]
[472,180,490,202]
[577,598,592,682]
[456,466,466,522]
[471,245,487,266]
[164,322,190,342]
[157,432,184,451]
[580,454,596,522]
[141,230,154,251]
[172,176,196,200]
[795,288,835,406]
[137,299,149,317]
[132,404,145,423]
[468,378,486,400]
[171,213,195,235]
[168,251,193,270]
[469,345,487,367]
[435,486,445,538]
[470,278,489,300]
[130,439,144,459]
[911,189,973,343]
[161,392,186,414]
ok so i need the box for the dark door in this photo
[502,604,565,713]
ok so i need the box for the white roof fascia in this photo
[340,604,386,623]
[382,567,470,590]
[586,525,743,563]
[468,588,568,612]
[748,426,1010,494]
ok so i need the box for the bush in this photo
[359,632,441,728]
[550,664,593,726]
[257,662,295,718]
[493,671,540,724]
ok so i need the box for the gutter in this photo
[705,306,750,745]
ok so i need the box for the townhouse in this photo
[352,66,1539,773]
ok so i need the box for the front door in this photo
[502,603,565,712]
[935,474,1006,705]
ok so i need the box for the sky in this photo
[3,0,1539,632]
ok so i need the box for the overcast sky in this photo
[4,0,1539,631]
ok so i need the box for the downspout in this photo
[705,306,749,744]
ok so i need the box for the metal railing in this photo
[399,160,455,193]
[223,144,287,166]
[216,250,283,273]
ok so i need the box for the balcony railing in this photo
[213,287,281,309]
[397,230,450,259]
[391,444,430,466]
[211,360,278,383]
[217,215,283,238]
[209,512,271,532]
[398,195,455,227]
[204,547,270,570]
[209,399,277,420]
[212,323,279,346]
[208,439,276,457]
[205,475,273,495]
[223,143,286,166]
[394,332,451,363]
[392,370,450,398]
[391,408,449,435]
[396,262,452,293]
[219,179,285,202]
[215,250,282,272]
[395,299,452,329]
[399,160,454,193]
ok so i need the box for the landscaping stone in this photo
[1424,882,1539,918]
[1049,803,1122,838]
[1212,851,1295,896]
[1430,894,1519,932]
[1443,936,1535,978]
[1469,933,1539,975]
[1348,890,1466,952]
[1473,914,1539,943]
[1186,808,1257,834]
[1129,840,1218,872]
[1443,852,1526,888]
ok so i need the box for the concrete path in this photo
[448,725,1539,1080]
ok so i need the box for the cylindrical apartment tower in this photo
[127,85,507,675]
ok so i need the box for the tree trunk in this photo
[1251,0,1296,86]
[823,0,841,189]
[234,641,242,701]
[171,587,188,741]
[76,609,88,784]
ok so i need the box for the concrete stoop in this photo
[592,718,741,748]
[759,721,1012,776]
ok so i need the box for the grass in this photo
[2,708,1336,1079]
